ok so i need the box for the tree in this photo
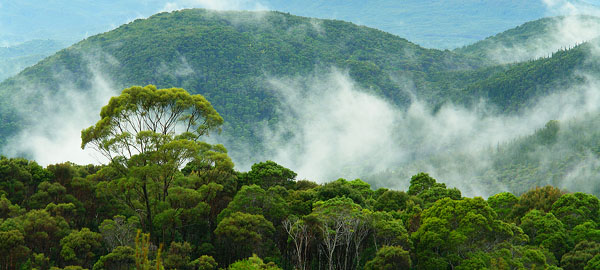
[217,185,288,226]
[190,255,218,270]
[21,209,70,259]
[163,241,194,270]
[60,228,103,269]
[99,215,140,251]
[487,192,518,221]
[585,254,600,270]
[371,211,410,251]
[551,192,600,230]
[561,241,600,270]
[374,190,409,212]
[227,254,281,270]
[0,229,30,270]
[519,210,569,259]
[570,221,600,244]
[513,186,564,219]
[306,197,366,270]
[282,216,312,270]
[411,197,521,269]
[81,85,223,235]
[92,246,136,270]
[239,161,297,189]
[364,246,411,270]
[214,212,276,264]
[407,173,460,208]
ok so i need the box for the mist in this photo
[1,52,119,166]
[3,4,600,199]
[239,59,600,197]
[475,1,600,64]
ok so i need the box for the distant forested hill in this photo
[454,15,600,63]
[0,9,483,148]
[3,9,600,196]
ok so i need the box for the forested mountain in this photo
[2,7,600,270]
[3,9,600,190]
[0,9,483,150]
[454,15,600,64]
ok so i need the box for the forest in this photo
[1,85,599,270]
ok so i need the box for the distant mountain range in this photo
[2,0,597,49]
[2,9,600,196]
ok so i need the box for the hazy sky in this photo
[2,0,598,48]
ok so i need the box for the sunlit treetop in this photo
[81,85,223,161]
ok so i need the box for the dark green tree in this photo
[364,245,411,270]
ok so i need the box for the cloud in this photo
[257,69,402,182]
[2,51,119,166]
[242,59,600,197]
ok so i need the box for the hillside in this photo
[0,9,482,150]
[454,15,600,64]
[2,9,600,195]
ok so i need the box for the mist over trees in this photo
[2,6,600,270]
[0,85,599,269]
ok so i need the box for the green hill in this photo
[454,15,600,64]
[3,9,600,196]
[0,9,483,149]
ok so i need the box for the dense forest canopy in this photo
[1,85,599,269]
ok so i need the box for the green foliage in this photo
[82,85,224,236]
[513,186,565,218]
[487,192,518,221]
[407,172,461,208]
[239,161,297,189]
[520,210,569,259]
[214,212,276,263]
[586,254,600,270]
[134,230,163,270]
[92,246,136,270]
[364,245,411,270]
[60,228,103,268]
[227,254,281,270]
[316,178,371,205]
[551,192,600,230]
[163,241,193,270]
[0,229,30,269]
[190,255,218,270]
[561,241,600,270]
[412,197,522,269]
[217,185,288,226]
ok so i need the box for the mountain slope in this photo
[454,15,600,64]
[0,9,481,149]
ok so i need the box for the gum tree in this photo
[81,85,223,234]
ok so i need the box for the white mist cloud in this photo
[2,52,119,166]
[483,15,600,64]
[250,62,600,197]
[162,0,269,12]
[475,1,600,64]
[260,70,401,182]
